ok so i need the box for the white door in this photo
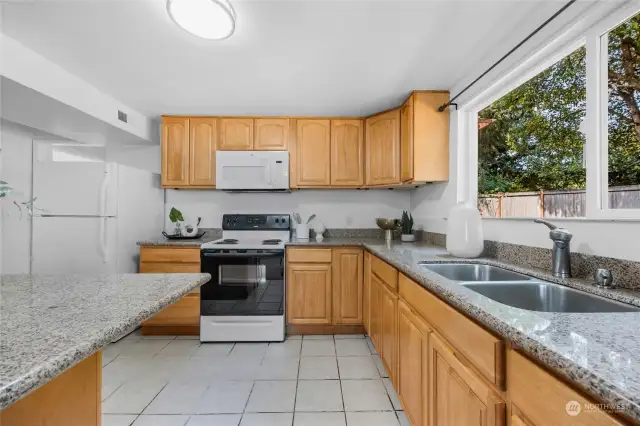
[31,216,117,274]
[32,141,117,216]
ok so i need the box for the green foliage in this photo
[169,207,184,223]
[401,210,413,234]
[479,12,640,194]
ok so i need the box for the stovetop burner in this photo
[262,239,282,245]
[215,239,239,245]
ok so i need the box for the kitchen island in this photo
[0,273,209,425]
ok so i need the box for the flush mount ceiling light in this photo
[167,0,236,40]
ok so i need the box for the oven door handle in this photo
[201,252,282,258]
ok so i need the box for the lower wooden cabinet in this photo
[139,246,201,335]
[397,300,431,426]
[428,332,505,426]
[380,282,398,384]
[369,273,383,351]
[332,248,363,324]
[363,251,371,333]
[286,263,332,325]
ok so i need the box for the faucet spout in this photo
[534,218,558,230]
[534,218,572,278]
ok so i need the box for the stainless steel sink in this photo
[419,263,533,282]
[462,281,640,313]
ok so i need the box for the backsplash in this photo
[425,232,640,290]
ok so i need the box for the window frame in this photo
[460,0,640,220]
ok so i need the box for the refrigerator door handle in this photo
[99,217,107,263]
[99,170,109,217]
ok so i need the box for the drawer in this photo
[140,247,200,263]
[287,248,332,263]
[371,255,398,291]
[139,262,201,274]
[143,294,200,327]
[399,273,505,388]
[509,350,624,426]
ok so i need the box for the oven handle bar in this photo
[201,251,283,258]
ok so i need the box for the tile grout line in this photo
[291,336,303,425]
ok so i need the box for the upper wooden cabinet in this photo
[366,109,401,185]
[218,118,254,150]
[331,119,364,186]
[401,91,450,183]
[332,248,364,324]
[161,117,190,187]
[189,118,216,186]
[255,118,289,150]
[428,332,506,426]
[296,119,331,187]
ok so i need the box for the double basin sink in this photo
[419,263,639,313]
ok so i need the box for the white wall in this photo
[165,189,411,231]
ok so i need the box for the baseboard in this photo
[141,325,200,336]
[287,324,365,335]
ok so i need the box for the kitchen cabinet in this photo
[428,332,506,426]
[218,118,254,150]
[286,263,332,324]
[332,248,363,324]
[330,119,364,186]
[139,246,201,335]
[508,350,623,426]
[189,117,217,186]
[398,299,431,426]
[254,118,289,150]
[363,251,371,333]
[161,117,190,187]
[369,273,383,351]
[380,281,398,384]
[365,109,401,185]
[400,91,450,183]
[296,119,331,186]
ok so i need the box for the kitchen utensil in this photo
[375,218,399,242]
[306,214,316,224]
[294,212,302,224]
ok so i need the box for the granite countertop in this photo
[137,235,218,247]
[0,273,210,411]
[135,236,640,421]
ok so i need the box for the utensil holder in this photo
[296,224,310,240]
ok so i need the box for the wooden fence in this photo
[478,185,640,218]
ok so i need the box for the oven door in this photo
[200,249,284,316]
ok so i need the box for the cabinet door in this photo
[331,119,364,186]
[286,263,332,324]
[255,118,289,150]
[369,274,383,351]
[380,283,398,383]
[218,118,254,150]
[429,332,506,426]
[400,96,414,182]
[398,300,430,426]
[363,251,371,333]
[161,117,190,187]
[332,248,363,324]
[296,119,331,186]
[189,118,217,186]
[365,109,400,185]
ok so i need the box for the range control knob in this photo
[275,218,280,224]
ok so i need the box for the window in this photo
[477,47,587,218]
[606,11,640,210]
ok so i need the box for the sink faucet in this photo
[534,219,572,278]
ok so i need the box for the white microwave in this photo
[216,151,290,192]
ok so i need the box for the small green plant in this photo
[169,207,184,223]
[401,210,413,235]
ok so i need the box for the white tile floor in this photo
[102,332,406,426]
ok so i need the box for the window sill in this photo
[481,216,640,223]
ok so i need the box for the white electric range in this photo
[199,214,290,342]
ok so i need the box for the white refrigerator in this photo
[31,142,118,274]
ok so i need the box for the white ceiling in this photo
[2,0,582,118]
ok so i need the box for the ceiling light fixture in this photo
[167,0,236,40]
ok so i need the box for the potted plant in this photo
[169,207,184,235]
[401,210,415,242]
